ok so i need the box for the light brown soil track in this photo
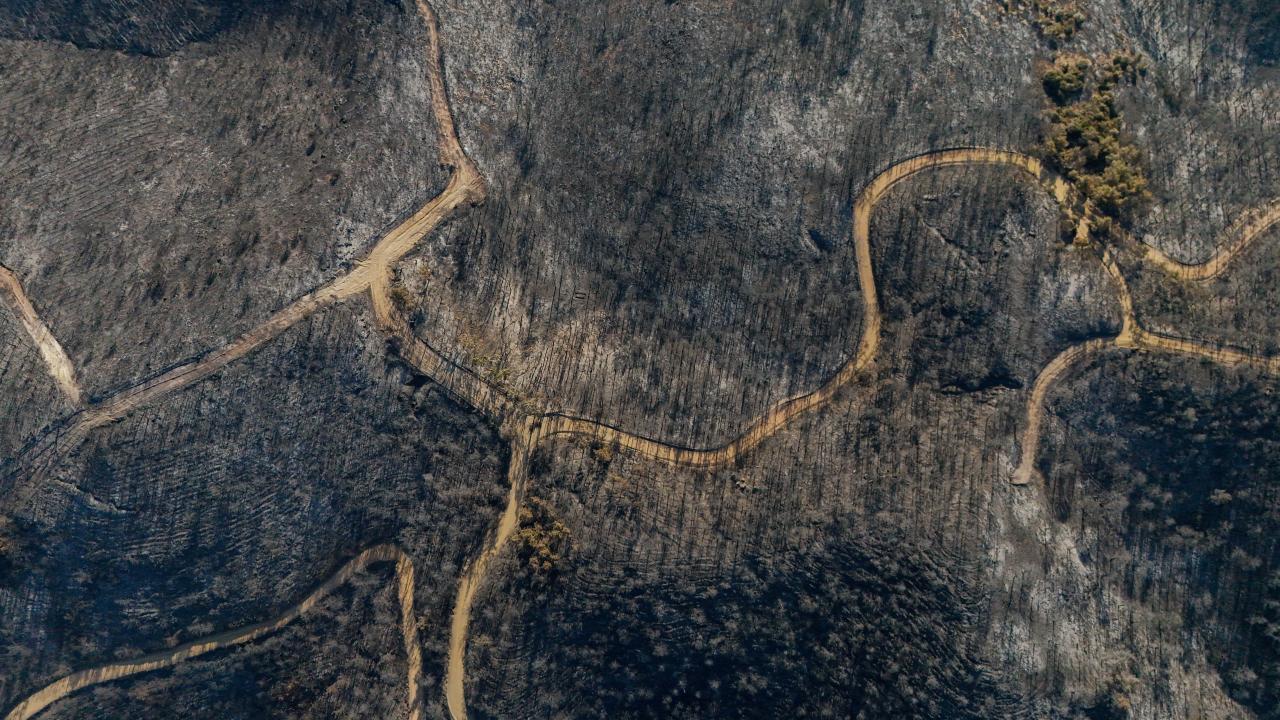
[1141,200,1280,281]
[1,0,484,507]
[443,426,531,720]
[1010,238,1280,485]
[0,264,82,405]
[3,545,423,720]
[528,151,1081,470]
[3,1,475,717]
[4,5,1280,718]
[436,153,1280,718]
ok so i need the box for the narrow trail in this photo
[444,424,532,720]
[2,545,423,720]
[4,3,1280,716]
[1141,199,1280,281]
[1011,239,1280,484]
[0,265,82,406]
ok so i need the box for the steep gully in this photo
[4,3,1280,716]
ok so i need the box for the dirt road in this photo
[349,147,1280,720]
[3,2,477,715]
[3,545,423,720]
[443,422,533,720]
[370,270,515,421]
[1011,233,1280,485]
[2,0,484,505]
[0,265,82,406]
[10,136,1279,719]
[5,12,1280,716]
[440,149,1078,719]
[1141,200,1280,281]
[528,150,1084,468]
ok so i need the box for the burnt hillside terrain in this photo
[1,1,1278,719]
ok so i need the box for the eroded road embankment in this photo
[3,545,422,720]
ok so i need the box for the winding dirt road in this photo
[1011,237,1280,485]
[526,150,1085,470]
[1010,338,1118,485]
[443,425,532,720]
[3,545,423,720]
[0,265,82,406]
[3,1,475,717]
[1,0,484,508]
[8,141,1278,720]
[4,4,1280,717]
[1141,200,1280,281]
[1010,248,1134,485]
[435,152,1280,718]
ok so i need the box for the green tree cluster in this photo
[1042,53,1090,102]
[1031,0,1087,42]
[1004,0,1087,42]
[1040,51,1150,221]
[515,497,571,574]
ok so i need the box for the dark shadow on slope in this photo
[0,0,278,56]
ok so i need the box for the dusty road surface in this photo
[437,150,1280,718]
[2,0,484,504]
[1141,200,1280,281]
[1011,237,1280,485]
[0,264,82,405]
[3,545,423,720]
[3,1,479,715]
